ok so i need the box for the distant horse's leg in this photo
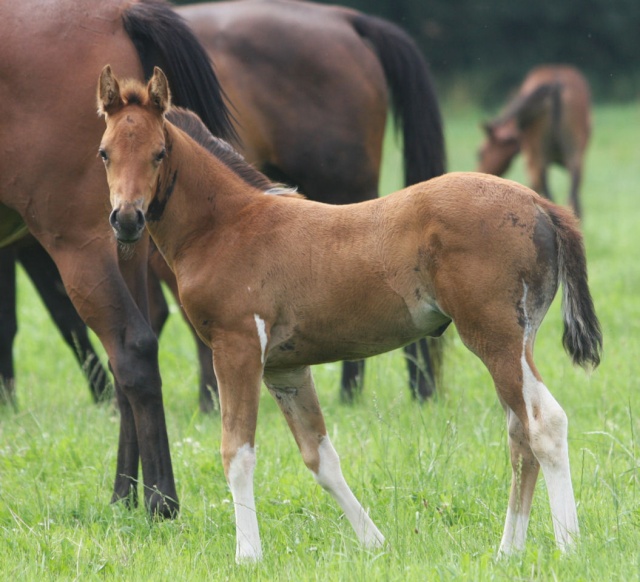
[265,366,385,548]
[17,241,111,402]
[211,331,264,562]
[531,164,552,201]
[0,247,17,407]
[568,164,583,219]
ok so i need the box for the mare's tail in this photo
[122,0,237,142]
[348,12,447,395]
[544,201,602,368]
[348,13,446,185]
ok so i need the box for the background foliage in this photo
[181,0,640,104]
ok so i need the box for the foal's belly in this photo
[265,302,450,368]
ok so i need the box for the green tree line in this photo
[178,0,640,104]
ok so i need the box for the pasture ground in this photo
[1,102,639,580]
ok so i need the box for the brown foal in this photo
[97,67,602,561]
[477,64,591,218]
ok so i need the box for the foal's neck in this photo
[148,123,258,269]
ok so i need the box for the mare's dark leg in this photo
[147,261,170,337]
[340,360,364,402]
[0,246,17,407]
[44,233,178,517]
[17,241,111,402]
[403,339,436,400]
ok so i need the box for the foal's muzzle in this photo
[109,205,146,243]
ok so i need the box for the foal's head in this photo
[97,65,170,243]
[476,120,521,176]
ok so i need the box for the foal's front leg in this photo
[212,330,264,562]
[264,366,385,548]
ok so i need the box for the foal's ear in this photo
[147,67,171,114]
[97,65,123,117]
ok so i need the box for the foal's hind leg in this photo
[456,318,578,552]
[264,366,385,548]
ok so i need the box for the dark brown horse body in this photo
[98,69,602,560]
[0,0,237,516]
[0,0,445,410]
[477,64,591,217]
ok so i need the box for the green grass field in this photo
[2,102,639,580]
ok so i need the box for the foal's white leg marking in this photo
[314,436,385,548]
[228,443,262,562]
[517,282,579,551]
[253,314,268,364]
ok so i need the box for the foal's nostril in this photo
[136,209,145,229]
[109,208,119,229]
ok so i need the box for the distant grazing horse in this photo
[477,65,591,218]
[0,0,238,517]
[98,67,601,561]
[0,0,445,410]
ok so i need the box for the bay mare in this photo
[0,0,237,516]
[0,0,446,410]
[98,67,601,561]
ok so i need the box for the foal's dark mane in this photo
[167,108,298,196]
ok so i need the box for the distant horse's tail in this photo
[348,13,446,185]
[122,0,237,142]
[544,201,602,368]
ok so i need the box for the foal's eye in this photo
[154,148,166,164]
[98,148,109,163]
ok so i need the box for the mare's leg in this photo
[264,366,385,548]
[456,314,578,552]
[17,241,110,402]
[211,327,265,562]
[147,262,170,337]
[340,360,364,402]
[0,246,17,407]
[403,338,436,399]
[48,235,177,517]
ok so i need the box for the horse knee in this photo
[111,325,160,399]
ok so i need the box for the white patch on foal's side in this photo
[253,314,268,364]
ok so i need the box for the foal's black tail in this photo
[349,12,446,185]
[122,0,237,143]
[544,201,602,369]
[348,12,447,398]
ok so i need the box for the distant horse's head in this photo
[476,120,520,176]
[97,65,170,243]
